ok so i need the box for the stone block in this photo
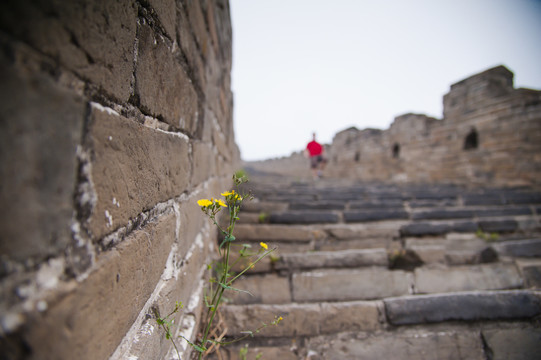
[276,248,389,270]
[0,1,137,101]
[241,201,288,214]
[327,222,402,240]
[384,290,541,325]
[148,0,176,39]
[177,3,206,92]
[226,274,291,305]
[0,50,85,262]
[191,140,216,186]
[482,327,541,360]
[475,207,532,217]
[349,199,404,209]
[292,268,412,302]
[185,0,210,58]
[86,104,190,239]
[221,301,382,338]
[493,238,541,257]
[234,224,322,242]
[311,329,485,360]
[503,192,541,205]
[19,213,176,360]
[400,221,477,237]
[270,211,339,224]
[408,245,446,264]
[136,24,199,135]
[289,201,345,210]
[344,209,409,222]
[414,263,522,293]
[478,220,518,233]
[411,209,475,220]
[463,194,505,206]
[517,260,541,289]
[221,345,298,360]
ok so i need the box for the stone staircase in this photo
[210,175,541,360]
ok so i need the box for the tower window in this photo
[392,143,400,158]
[464,128,478,150]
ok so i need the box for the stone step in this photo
[275,248,389,271]
[228,261,526,306]
[221,301,383,338]
[384,290,541,325]
[343,209,409,222]
[213,324,541,360]
[398,217,540,237]
[220,290,541,339]
[269,211,340,224]
[212,323,541,360]
[413,263,523,294]
[411,206,533,220]
[291,268,412,302]
[493,238,541,257]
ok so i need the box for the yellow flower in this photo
[197,199,212,207]
[221,190,242,201]
[215,199,227,207]
[260,242,268,250]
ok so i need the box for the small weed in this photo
[156,174,283,359]
[258,212,269,223]
[476,229,499,242]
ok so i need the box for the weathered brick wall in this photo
[0,1,238,359]
[248,66,541,188]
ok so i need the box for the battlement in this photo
[443,65,515,120]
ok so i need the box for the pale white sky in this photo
[230,0,541,161]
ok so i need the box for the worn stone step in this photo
[276,248,389,271]
[349,199,405,209]
[240,201,288,214]
[291,268,412,302]
[399,218,530,237]
[234,224,325,243]
[288,200,345,210]
[493,238,541,257]
[405,237,498,266]
[384,290,541,325]
[408,198,460,208]
[478,219,519,233]
[414,263,523,294]
[304,328,486,360]
[400,220,478,237]
[516,258,541,288]
[220,301,383,338]
[411,207,533,220]
[269,211,340,224]
[463,191,541,206]
[215,325,541,360]
[344,209,409,222]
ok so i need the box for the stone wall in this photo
[0,1,238,359]
[248,66,541,188]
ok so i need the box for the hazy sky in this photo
[230,0,541,161]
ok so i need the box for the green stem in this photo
[226,248,275,286]
[199,238,232,359]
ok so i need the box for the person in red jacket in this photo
[304,132,327,179]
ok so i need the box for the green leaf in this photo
[219,234,236,251]
[179,335,206,353]
[240,330,254,337]
[219,282,253,296]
